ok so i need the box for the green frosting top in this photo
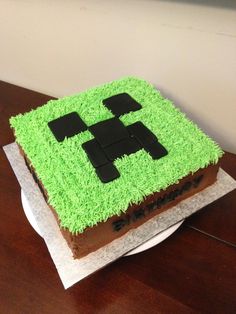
[10,77,223,233]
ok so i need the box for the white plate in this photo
[21,190,184,256]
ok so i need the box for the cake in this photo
[10,77,223,258]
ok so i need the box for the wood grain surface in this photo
[0,80,236,314]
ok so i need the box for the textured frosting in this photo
[10,77,223,233]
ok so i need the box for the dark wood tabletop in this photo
[0,80,236,314]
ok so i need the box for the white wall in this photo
[1,0,236,153]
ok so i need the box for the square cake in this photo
[10,77,223,258]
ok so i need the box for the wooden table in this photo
[0,80,236,314]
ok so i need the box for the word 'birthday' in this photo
[112,174,204,232]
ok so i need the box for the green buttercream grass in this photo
[10,77,223,233]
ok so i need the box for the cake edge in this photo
[18,143,220,259]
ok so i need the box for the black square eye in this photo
[48,112,87,142]
[89,117,129,148]
[103,93,142,117]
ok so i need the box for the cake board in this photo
[3,142,236,289]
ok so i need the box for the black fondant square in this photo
[146,141,168,160]
[48,112,87,142]
[89,117,129,148]
[104,137,140,161]
[103,93,142,117]
[127,121,157,147]
[96,163,120,183]
[82,139,109,168]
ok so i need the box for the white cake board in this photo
[3,142,236,289]
[21,189,184,256]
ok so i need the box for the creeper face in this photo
[48,93,168,183]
